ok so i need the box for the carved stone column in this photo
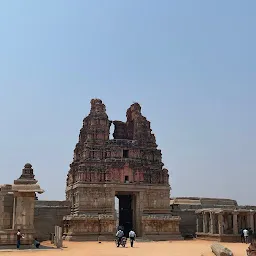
[203,213,207,233]
[196,215,199,233]
[218,214,224,235]
[12,192,35,230]
[232,213,238,234]
[210,212,215,234]
[249,212,254,232]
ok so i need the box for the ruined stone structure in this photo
[0,163,44,245]
[63,99,181,241]
[170,197,238,238]
[196,208,256,242]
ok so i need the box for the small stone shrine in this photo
[0,163,44,245]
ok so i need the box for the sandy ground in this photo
[0,240,248,256]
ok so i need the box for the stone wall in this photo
[34,200,71,241]
[0,185,14,229]
[171,209,198,237]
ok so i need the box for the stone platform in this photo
[0,229,35,245]
[141,214,183,241]
[196,233,241,242]
[63,213,183,241]
[63,214,116,241]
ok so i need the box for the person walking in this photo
[16,229,24,249]
[129,229,136,247]
[244,228,249,244]
[116,229,124,247]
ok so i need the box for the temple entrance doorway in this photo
[115,192,136,237]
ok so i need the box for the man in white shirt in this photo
[129,230,136,247]
[116,229,124,247]
[244,228,249,244]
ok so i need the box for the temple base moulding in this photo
[196,232,241,242]
[0,229,35,245]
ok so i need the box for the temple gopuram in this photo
[63,99,181,241]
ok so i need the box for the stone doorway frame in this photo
[115,190,141,237]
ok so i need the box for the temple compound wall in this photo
[34,200,71,241]
[196,208,256,242]
[64,99,181,241]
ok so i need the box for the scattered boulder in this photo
[211,243,233,256]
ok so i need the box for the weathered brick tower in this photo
[63,99,181,240]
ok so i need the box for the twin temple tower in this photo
[63,99,181,240]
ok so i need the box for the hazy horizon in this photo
[0,1,255,205]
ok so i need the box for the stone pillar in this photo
[203,213,207,233]
[218,214,224,235]
[12,196,16,229]
[232,213,238,234]
[249,212,254,232]
[12,192,35,230]
[210,212,215,234]
[54,226,63,248]
[196,216,199,232]
[136,191,143,236]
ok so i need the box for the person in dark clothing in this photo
[116,229,124,247]
[249,228,253,243]
[129,230,136,247]
[16,229,23,249]
[241,228,245,243]
[34,238,40,248]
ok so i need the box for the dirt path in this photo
[0,240,248,256]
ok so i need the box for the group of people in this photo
[16,229,40,249]
[240,228,256,256]
[116,228,136,247]
[18,227,135,249]
[241,228,254,243]
[16,226,256,253]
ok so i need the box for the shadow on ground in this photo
[0,244,59,251]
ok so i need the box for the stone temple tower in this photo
[63,99,181,241]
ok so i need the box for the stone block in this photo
[211,243,233,256]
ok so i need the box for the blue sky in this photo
[0,1,255,205]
